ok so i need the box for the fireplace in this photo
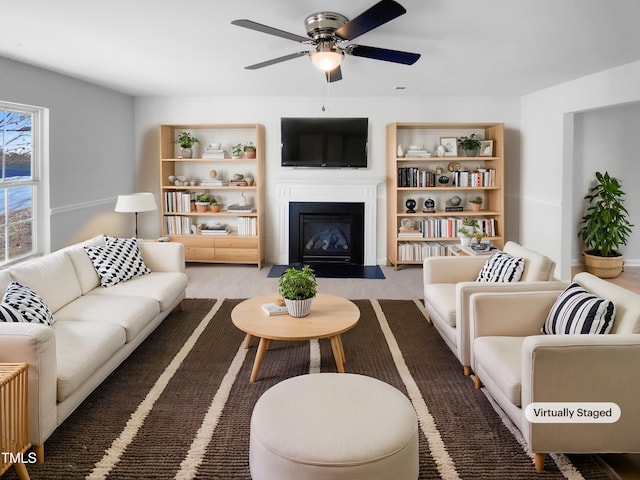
[289,202,365,267]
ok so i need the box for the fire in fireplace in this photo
[289,202,365,267]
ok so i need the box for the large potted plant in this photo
[175,132,199,158]
[278,265,317,317]
[578,171,633,278]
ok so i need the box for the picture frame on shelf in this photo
[479,140,494,157]
[440,137,458,157]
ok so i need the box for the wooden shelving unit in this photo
[159,124,265,268]
[386,122,505,268]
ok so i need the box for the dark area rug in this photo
[267,264,385,279]
[5,299,616,479]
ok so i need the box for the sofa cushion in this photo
[541,282,615,335]
[9,250,82,313]
[476,252,524,283]
[53,320,126,402]
[54,295,160,343]
[84,237,150,287]
[63,235,105,294]
[474,336,524,407]
[0,282,54,325]
[503,241,555,282]
[85,272,187,312]
[424,283,456,327]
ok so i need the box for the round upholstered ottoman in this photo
[249,373,419,480]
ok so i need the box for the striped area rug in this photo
[9,299,615,479]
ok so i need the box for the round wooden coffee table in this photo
[232,293,360,382]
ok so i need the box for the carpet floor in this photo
[6,299,616,479]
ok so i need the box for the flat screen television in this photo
[281,117,368,168]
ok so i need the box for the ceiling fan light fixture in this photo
[310,46,343,72]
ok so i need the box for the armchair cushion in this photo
[476,252,524,282]
[542,282,615,335]
[474,336,524,407]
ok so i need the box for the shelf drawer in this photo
[185,247,217,262]
[214,237,258,249]
[214,248,258,262]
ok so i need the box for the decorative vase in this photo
[397,144,404,157]
[181,147,193,159]
[284,298,313,318]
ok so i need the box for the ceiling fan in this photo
[231,0,420,82]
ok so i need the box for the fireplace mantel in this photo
[275,178,383,266]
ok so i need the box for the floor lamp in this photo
[115,192,157,238]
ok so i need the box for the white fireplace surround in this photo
[275,178,382,266]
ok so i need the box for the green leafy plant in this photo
[578,171,633,257]
[243,142,256,152]
[175,132,199,148]
[469,196,483,205]
[457,133,482,151]
[209,197,219,205]
[278,265,317,300]
[231,143,243,157]
[195,193,211,203]
[459,217,479,237]
[473,231,487,243]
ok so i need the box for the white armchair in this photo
[423,241,559,375]
[470,272,640,471]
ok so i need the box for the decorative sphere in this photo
[405,198,417,213]
[450,195,462,206]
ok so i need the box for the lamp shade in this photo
[310,48,343,72]
[115,192,157,213]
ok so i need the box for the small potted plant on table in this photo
[278,265,318,318]
[471,231,489,251]
[175,132,199,158]
[459,217,479,246]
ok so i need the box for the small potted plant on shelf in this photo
[231,143,243,159]
[195,193,211,213]
[578,171,633,278]
[175,132,199,158]
[457,133,482,157]
[469,196,483,211]
[459,217,479,246]
[471,230,489,251]
[278,265,317,318]
[243,142,257,159]
[209,197,221,213]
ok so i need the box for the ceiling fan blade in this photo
[245,51,309,70]
[334,0,406,41]
[231,19,310,43]
[325,65,343,83]
[346,44,420,65]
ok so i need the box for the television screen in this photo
[281,117,368,168]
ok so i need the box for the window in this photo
[0,102,45,265]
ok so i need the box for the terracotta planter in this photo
[209,204,221,212]
[195,203,209,213]
[583,251,624,278]
[245,149,256,159]
[470,203,482,212]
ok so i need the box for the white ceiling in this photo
[2,0,639,98]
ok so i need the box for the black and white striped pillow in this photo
[84,237,150,287]
[0,281,54,325]
[542,283,615,335]
[476,252,524,282]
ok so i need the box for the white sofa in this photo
[0,235,188,461]
[470,272,640,471]
[423,241,559,375]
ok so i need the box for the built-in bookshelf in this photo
[159,123,265,267]
[386,122,505,268]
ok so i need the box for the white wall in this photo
[134,96,520,264]
[0,57,137,250]
[520,60,640,279]
[573,102,640,263]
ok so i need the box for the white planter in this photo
[460,235,472,247]
[284,297,314,318]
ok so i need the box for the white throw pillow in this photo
[542,282,615,335]
[0,281,54,325]
[476,252,524,282]
[84,236,150,287]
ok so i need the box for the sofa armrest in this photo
[0,323,58,447]
[455,281,567,367]
[521,334,640,453]
[423,256,488,285]
[139,241,185,273]
[470,290,563,339]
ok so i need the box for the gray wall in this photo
[0,56,136,251]
[573,102,640,264]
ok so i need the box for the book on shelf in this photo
[200,179,227,186]
[459,245,498,256]
[227,204,255,212]
[238,216,257,236]
[261,303,289,316]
